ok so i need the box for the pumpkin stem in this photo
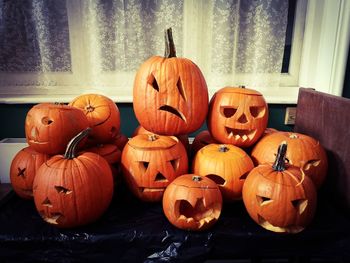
[289,133,299,139]
[164,28,176,58]
[272,141,287,171]
[219,145,229,152]
[64,128,91,159]
[192,175,202,182]
[148,134,159,141]
[239,85,246,89]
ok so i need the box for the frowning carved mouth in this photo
[225,127,257,141]
[159,105,187,123]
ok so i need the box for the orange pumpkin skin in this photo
[25,103,89,155]
[133,29,208,136]
[193,144,254,201]
[133,125,190,154]
[207,87,268,147]
[84,144,121,164]
[69,94,120,144]
[243,144,317,234]
[114,133,129,151]
[251,132,328,188]
[121,134,188,202]
[33,129,114,228]
[190,130,217,159]
[162,174,222,231]
[10,147,50,199]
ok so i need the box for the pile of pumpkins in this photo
[9,28,328,234]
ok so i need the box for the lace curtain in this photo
[0,0,288,94]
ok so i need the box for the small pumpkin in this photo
[121,134,188,202]
[251,131,328,188]
[193,144,254,201]
[207,87,268,147]
[25,103,89,155]
[243,142,317,233]
[33,128,114,228]
[133,28,208,135]
[69,94,120,144]
[10,147,50,199]
[163,174,222,231]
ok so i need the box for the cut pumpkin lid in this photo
[128,134,179,150]
[217,87,263,96]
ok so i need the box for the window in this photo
[0,0,349,104]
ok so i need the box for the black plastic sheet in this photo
[1,182,350,263]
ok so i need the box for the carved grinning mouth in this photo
[225,127,257,141]
[159,105,187,123]
[257,214,304,234]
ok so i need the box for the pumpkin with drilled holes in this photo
[190,130,217,159]
[193,144,254,201]
[163,174,222,231]
[69,94,120,144]
[133,125,190,154]
[10,147,50,199]
[33,128,114,228]
[133,28,208,135]
[251,131,328,188]
[121,134,188,202]
[25,103,89,155]
[207,87,268,147]
[243,142,317,233]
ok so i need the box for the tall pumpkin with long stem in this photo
[133,28,208,135]
[33,128,114,228]
[243,142,317,234]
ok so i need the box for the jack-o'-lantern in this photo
[133,28,208,135]
[163,174,222,231]
[207,87,268,147]
[69,94,120,144]
[243,142,317,233]
[193,144,254,201]
[25,103,89,155]
[33,128,114,228]
[190,130,217,159]
[251,131,328,188]
[121,134,188,202]
[10,147,50,199]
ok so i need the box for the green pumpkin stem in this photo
[164,28,176,58]
[272,141,287,171]
[64,128,91,159]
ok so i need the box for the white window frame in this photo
[0,0,349,104]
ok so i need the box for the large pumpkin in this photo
[243,142,317,233]
[25,103,89,155]
[69,94,120,144]
[133,28,208,135]
[33,128,114,228]
[10,147,50,199]
[121,134,188,202]
[251,131,328,188]
[193,144,254,201]
[207,87,268,147]
[163,174,222,231]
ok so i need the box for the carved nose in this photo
[237,113,248,124]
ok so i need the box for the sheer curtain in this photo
[0,0,288,97]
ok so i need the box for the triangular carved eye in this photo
[220,106,237,118]
[177,77,187,101]
[291,199,308,214]
[170,158,180,171]
[206,174,226,185]
[55,186,72,195]
[147,73,159,92]
[155,172,168,182]
[256,195,273,206]
[250,106,265,118]
[139,161,150,172]
[239,172,249,180]
[303,159,321,171]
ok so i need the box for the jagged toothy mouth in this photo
[159,105,187,123]
[177,214,216,227]
[257,214,304,234]
[139,187,166,193]
[225,127,257,141]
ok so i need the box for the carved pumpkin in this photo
[121,134,188,202]
[133,28,208,135]
[114,133,129,151]
[25,103,89,155]
[207,87,268,147]
[251,131,328,188]
[163,174,222,231]
[190,130,217,159]
[133,125,190,154]
[243,142,317,233]
[69,94,120,144]
[193,144,254,201]
[10,147,50,199]
[33,128,114,228]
